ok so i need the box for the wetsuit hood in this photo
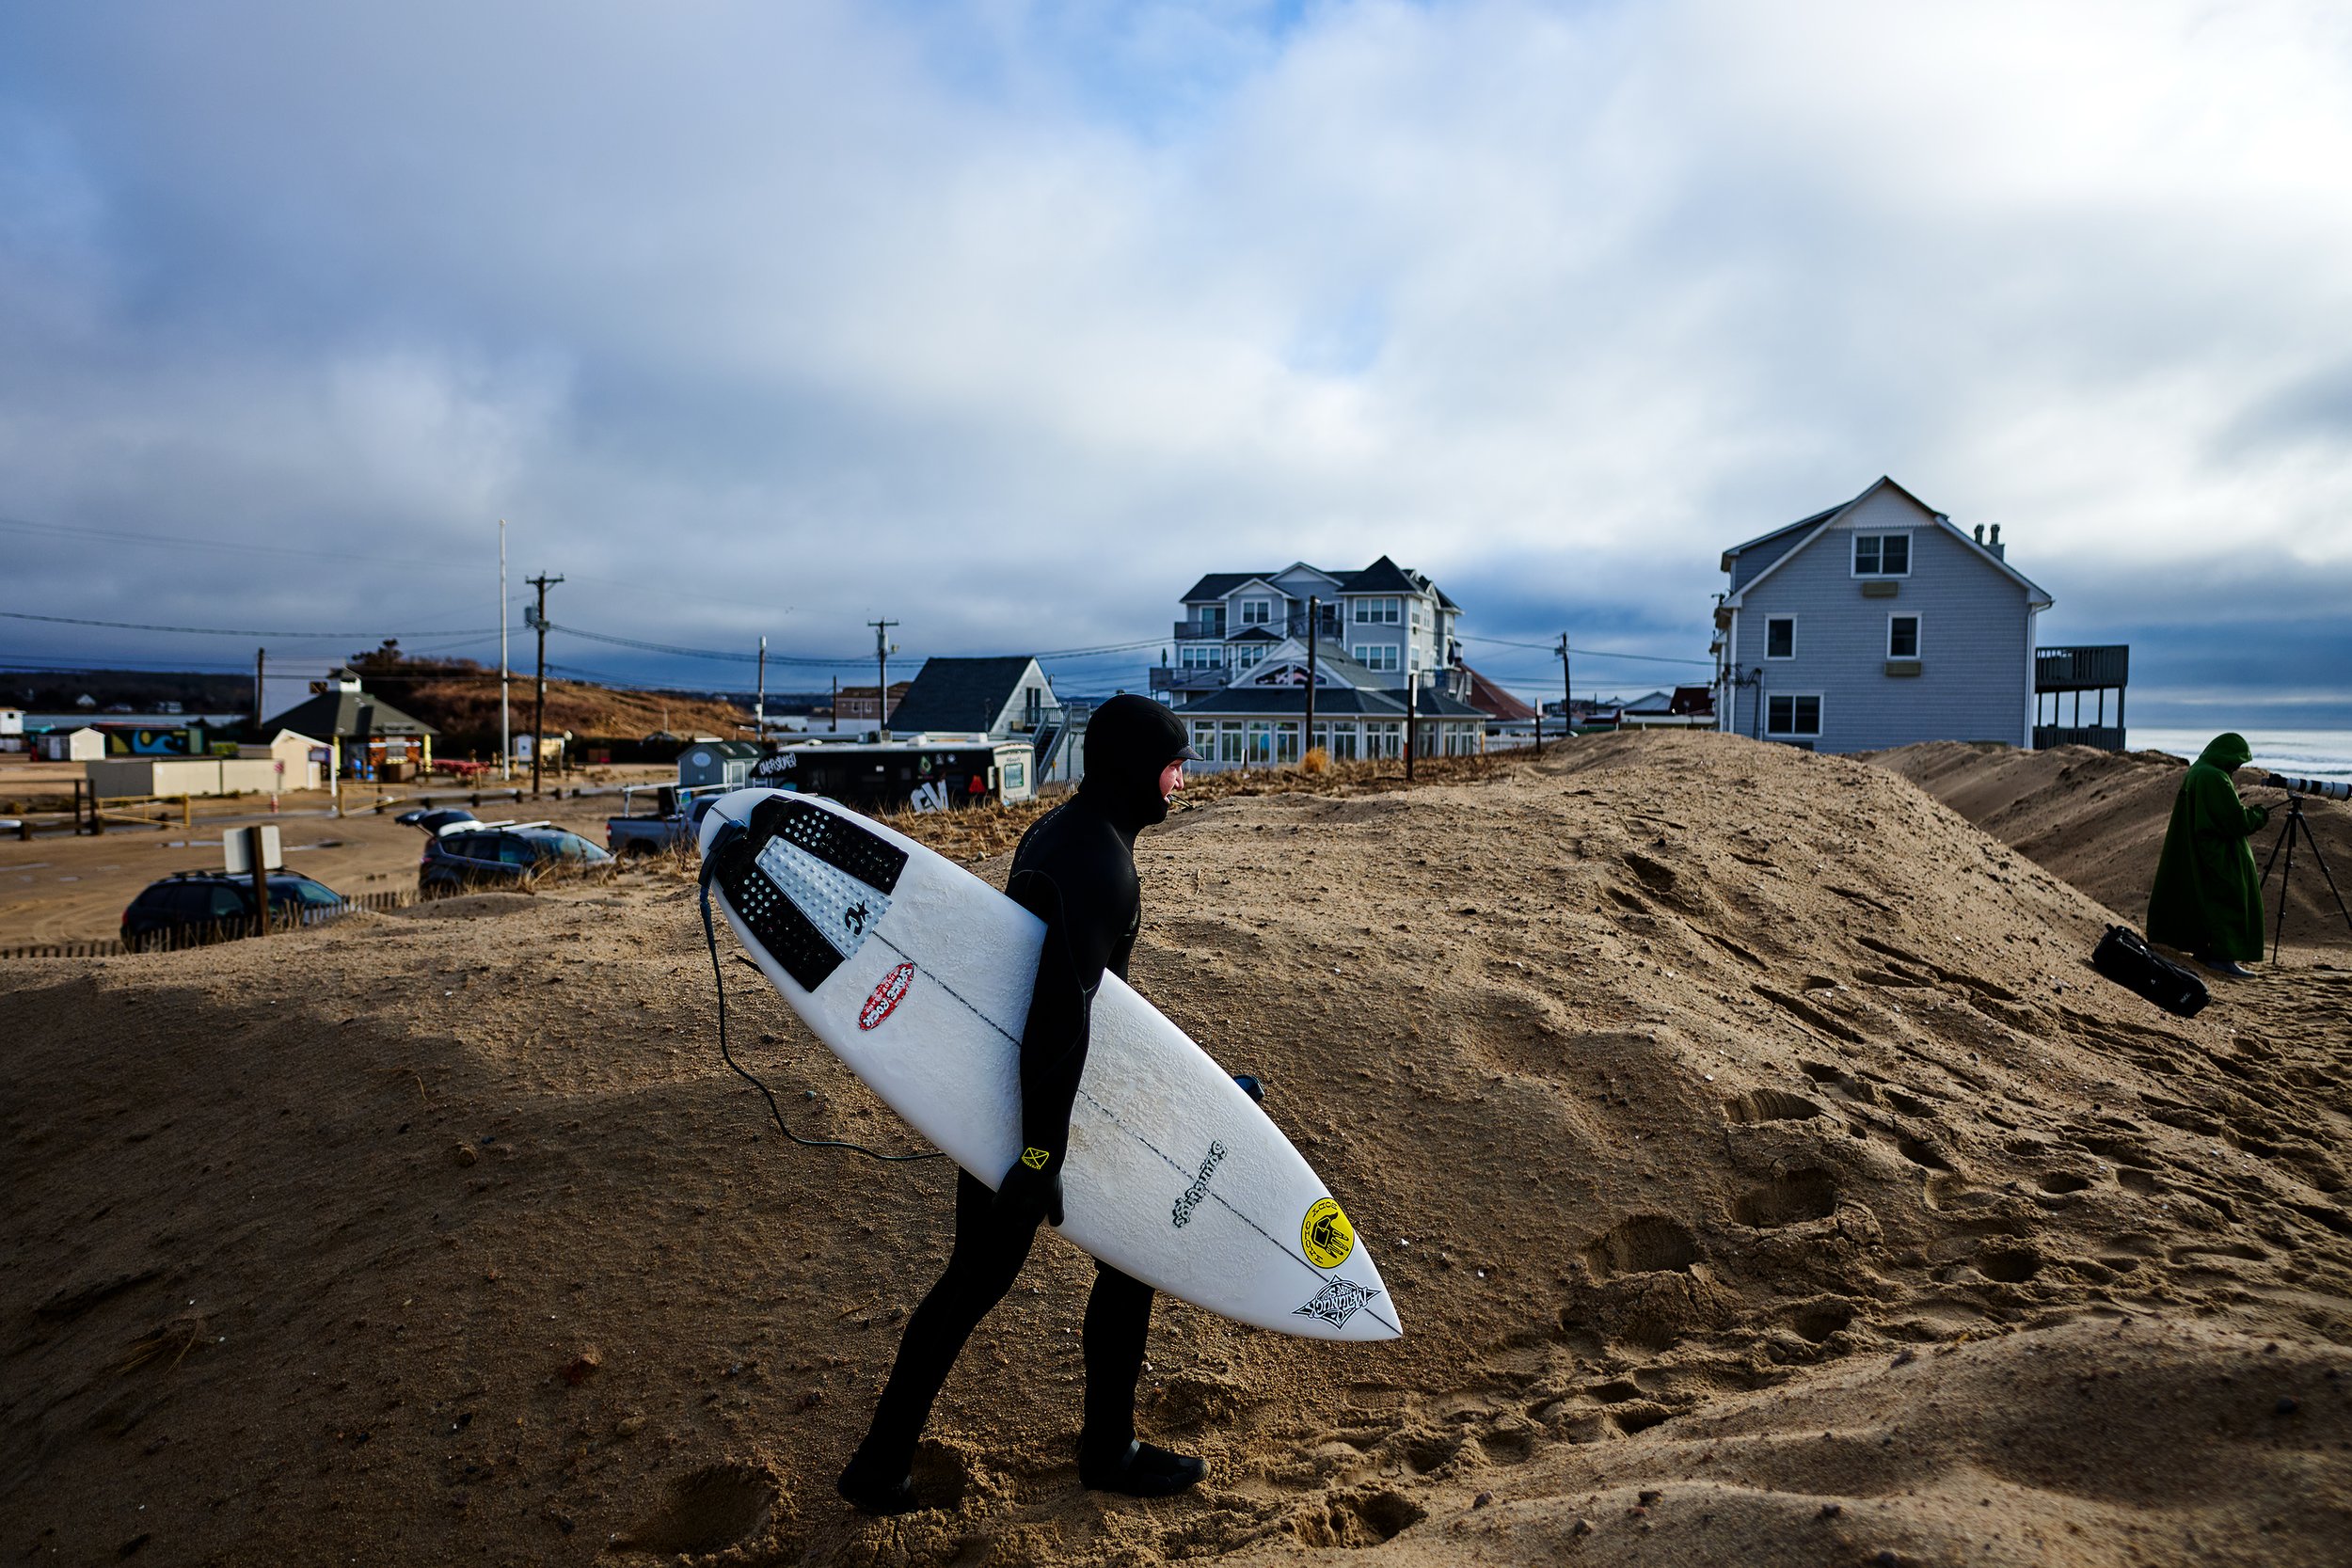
[1077,694,1195,835]
[2197,733,2253,771]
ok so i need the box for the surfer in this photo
[838,694,1209,1513]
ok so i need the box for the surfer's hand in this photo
[995,1155,1065,1228]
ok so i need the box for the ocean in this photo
[2134,728,2352,783]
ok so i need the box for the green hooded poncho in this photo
[2145,732,2270,962]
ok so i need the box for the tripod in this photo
[2259,791,2352,963]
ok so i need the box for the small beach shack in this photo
[261,670,439,781]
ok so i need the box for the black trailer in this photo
[748,737,1036,815]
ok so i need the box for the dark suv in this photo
[418,820,615,898]
[121,870,347,951]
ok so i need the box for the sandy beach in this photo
[5,731,2347,1566]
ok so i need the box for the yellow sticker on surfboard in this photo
[1300,1197,1355,1269]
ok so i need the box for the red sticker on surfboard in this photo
[859,962,915,1031]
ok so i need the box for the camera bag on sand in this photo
[2090,925,2210,1019]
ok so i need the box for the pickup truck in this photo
[604,784,723,858]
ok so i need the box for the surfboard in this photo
[697,787,1400,1341]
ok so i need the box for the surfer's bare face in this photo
[1158,760,1185,801]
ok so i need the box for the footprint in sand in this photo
[614,1462,779,1555]
[1284,1488,1428,1548]
[1581,1215,1698,1276]
[1729,1169,1839,1228]
[1724,1088,1825,1124]
[1789,1299,1856,1343]
[1974,1246,2043,1284]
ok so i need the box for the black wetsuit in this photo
[842,696,1194,1496]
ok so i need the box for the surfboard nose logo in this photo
[859,961,915,1031]
[1300,1197,1356,1269]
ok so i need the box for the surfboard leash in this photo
[699,816,945,1164]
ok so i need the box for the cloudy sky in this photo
[4,0,2348,724]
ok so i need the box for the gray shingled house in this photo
[1711,477,2055,752]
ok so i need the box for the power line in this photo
[544,619,884,667]
[1459,632,1711,667]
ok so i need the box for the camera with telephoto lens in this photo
[2265,774,2352,802]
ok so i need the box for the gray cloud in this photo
[2,0,2348,719]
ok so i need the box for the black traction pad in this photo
[752,795,908,895]
[714,796,909,992]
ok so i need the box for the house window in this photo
[1239,599,1272,626]
[1218,723,1243,764]
[1179,644,1222,669]
[1353,644,1399,673]
[1766,616,1795,659]
[1235,645,1266,669]
[1767,694,1822,737]
[1189,721,1217,754]
[1201,606,1225,636]
[1352,596,1401,625]
[1888,614,1921,659]
[1852,532,1911,576]
[1245,721,1275,764]
[1365,721,1402,759]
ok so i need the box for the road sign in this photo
[223,824,283,875]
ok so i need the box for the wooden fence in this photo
[0,886,419,960]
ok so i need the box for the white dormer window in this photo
[1239,599,1273,626]
[1353,596,1401,625]
[1852,533,1911,577]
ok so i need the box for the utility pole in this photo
[1405,671,1418,782]
[1304,595,1317,767]
[830,675,838,735]
[1558,634,1572,741]
[528,572,563,796]
[499,519,511,781]
[867,619,898,736]
[254,646,264,732]
[755,635,768,742]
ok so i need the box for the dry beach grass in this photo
[4,731,2347,1565]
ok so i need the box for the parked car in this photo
[396,806,478,834]
[605,784,722,858]
[419,820,615,897]
[121,869,347,951]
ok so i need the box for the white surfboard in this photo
[697,787,1400,1341]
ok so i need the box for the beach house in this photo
[1711,478,2055,752]
[886,656,1080,784]
[1149,558,1488,768]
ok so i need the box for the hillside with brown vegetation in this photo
[347,645,751,739]
[5,732,2347,1566]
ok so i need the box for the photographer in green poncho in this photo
[2147,733,2271,978]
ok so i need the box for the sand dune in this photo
[5,732,2346,1565]
[1869,740,2352,956]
